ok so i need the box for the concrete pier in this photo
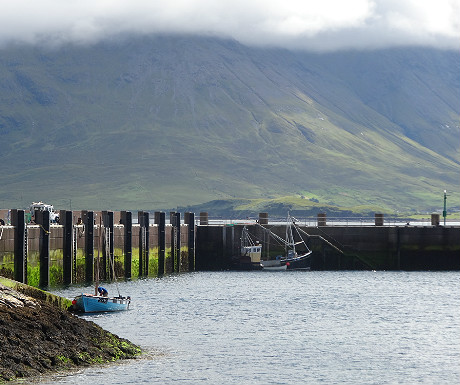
[1,211,459,288]
[194,221,460,271]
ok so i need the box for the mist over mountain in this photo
[0,36,458,214]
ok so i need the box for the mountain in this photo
[0,36,458,214]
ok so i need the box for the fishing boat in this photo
[72,219,131,313]
[260,257,288,271]
[232,226,263,270]
[259,213,312,271]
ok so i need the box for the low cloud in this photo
[1,0,459,51]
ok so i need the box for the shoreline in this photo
[0,279,141,383]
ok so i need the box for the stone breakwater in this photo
[0,283,141,382]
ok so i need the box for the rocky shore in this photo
[0,282,141,382]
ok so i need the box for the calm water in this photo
[35,271,459,384]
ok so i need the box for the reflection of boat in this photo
[259,213,312,271]
[233,226,263,270]
[72,218,131,312]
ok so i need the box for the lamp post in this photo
[443,190,447,226]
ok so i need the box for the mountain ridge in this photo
[0,36,458,213]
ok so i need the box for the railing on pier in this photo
[195,216,459,227]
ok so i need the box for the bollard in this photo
[317,213,327,226]
[375,213,384,226]
[11,209,27,283]
[82,211,94,283]
[200,212,208,225]
[258,212,269,225]
[431,213,440,226]
[121,211,132,279]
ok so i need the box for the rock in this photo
[0,283,41,309]
[0,284,141,382]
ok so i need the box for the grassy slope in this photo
[0,37,458,214]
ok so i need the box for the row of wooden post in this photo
[10,209,195,287]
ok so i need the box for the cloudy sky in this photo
[1,0,459,51]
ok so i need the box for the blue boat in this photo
[72,293,130,313]
[72,219,131,313]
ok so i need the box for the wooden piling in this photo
[102,211,114,280]
[169,212,178,273]
[121,211,132,279]
[36,210,50,288]
[155,211,166,275]
[82,211,94,283]
[175,212,181,272]
[138,211,144,277]
[60,210,73,285]
[11,209,27,284]
[138,211,149,277]
[185,212,195,271]
[144,212,150,275]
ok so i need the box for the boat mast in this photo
[95,216,101,295]
[286,212,296,256]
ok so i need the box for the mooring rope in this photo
[32,223,51,235]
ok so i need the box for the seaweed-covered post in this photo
[175,212,181,272]
[36,210,50,288]
[11,209,27,284]
[60,210,73,285]
[82,210,94,283]
[170,212,176,273]
[121,211,132,279]
[144,211,150,276]
[184,212,195,271]
[155,211,165,275]
[102,211,114,280]
[138,211,144,277]
[138,211,150,277]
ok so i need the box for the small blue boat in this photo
[72,293,130,313]
[72,219,131,313]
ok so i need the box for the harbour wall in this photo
[0,210,459,287]
[0,210,195,286]
[196,221,460,271]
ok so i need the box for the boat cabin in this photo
[241,245,262,263]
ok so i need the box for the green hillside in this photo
[0,36,458,215]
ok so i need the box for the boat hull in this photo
[286,252,312,270]
[260,259,288,271]
[73,294,130,313]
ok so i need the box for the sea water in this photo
[38,271,459,384]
